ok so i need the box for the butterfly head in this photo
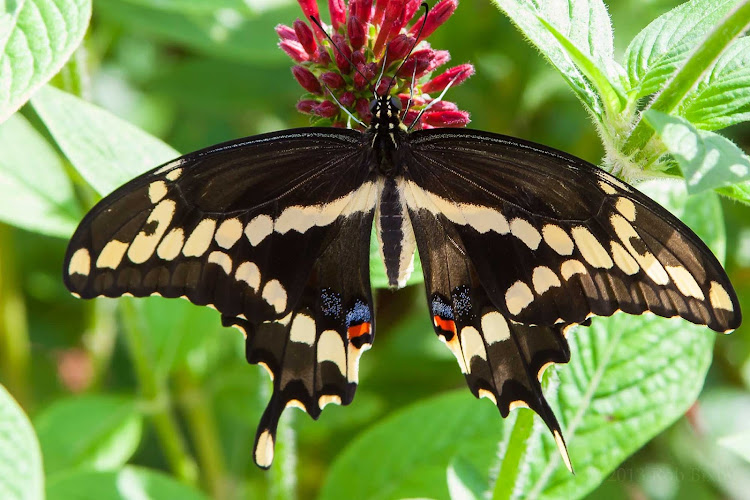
[370,93,404,133]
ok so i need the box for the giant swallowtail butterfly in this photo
[63,91,741,469]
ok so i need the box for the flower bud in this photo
[348,15,366,50]
[314,46,331,65]
[397,49,433,77]
[387,34,414,61]
[297,0,324,39]
[410,0,457,41]
[315,100,339,118]
[356,97,372,122]
[275,24,297,42]
[320,71,345,89]
[292,65,322,94]
[332,34,352,73]
[329,0,346,31]
[421,64,475,93]
[426,50,451,73]
[296,99,319,114]
[350,0,373,24]
[352,50,366,66]
[293,19,317,56]
[423,109,470,127]
[279,40,309,62]
[405,0,421,21]
[340,91,356,107]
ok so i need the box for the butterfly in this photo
[63,91,742,470]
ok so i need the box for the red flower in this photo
[278,0,474,128]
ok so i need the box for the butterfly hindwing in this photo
[404,128,741,333]
[63,129,378,467]
[408,205,575,469]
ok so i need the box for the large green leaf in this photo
[0,384,43,500]
[0,0,91,122]
[624,0,739,99]
[31,84,178,195]
[46,466,210,500]
[645,110,750,194]
[682,37,750,131]
[490,0,624,120]
[97,0,298,64]
[324,182,726,500]
[319,391,506,500]
[0,113,80,237]
[34,395,143,474]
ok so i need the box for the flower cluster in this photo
[276,0,474,129]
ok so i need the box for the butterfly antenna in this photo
[310,16,373,93]
[385,2,429,96]
[407,67,469,131]
[323,84,367,127]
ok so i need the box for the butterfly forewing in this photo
[63,128,378,467]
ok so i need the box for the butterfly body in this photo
[64,92,740,469]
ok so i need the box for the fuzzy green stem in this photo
[492,409,535,500]
[623,0,750,158]
[175,368,231,499]
[269,412,297,500]
[120,300,198,484]
[0,225,31,407]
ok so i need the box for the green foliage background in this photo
[1,0,750,499]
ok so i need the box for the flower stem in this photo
[175,367,231,499]
[0,225,31,407]
[269,412,297,500]
[119,299,198,484]
[491,409,535,500]
[623,0,750,159]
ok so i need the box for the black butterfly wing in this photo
[408,207,575,470]
[404,128,740,332]
[403,128,740,468]
[63,128,377,467]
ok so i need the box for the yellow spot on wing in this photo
[510,218,542,250]
[532,266,561,294]
[709,281,733,311]
[215,218,243,249]
[157,228,184,261]
[262,279,287,314]
[235,261,260,291]
[69,248,91,276]
[96,240,128,269]
[505,281,534,315]
[207,251,232,274]
[543,224,574,255]
[254,430,274,468]
[183,219,216,257]
[665,265,705,300]
[571,226,613,269]
[481,311,510,344]
[561,259,587,280]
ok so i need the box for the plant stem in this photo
[119,299,198,484]
[491,409,535,500]
[623,0,750,158]
[0,225,31,407]
[269,412,297,500]
[175,367,230,499]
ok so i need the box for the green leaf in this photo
[718,430,750,464]
[0,0,91,122]
[0,113,81,237]
[0,384,43,500]
[624,0,739,99]
[115,0,255,15]
[31,85,178,195]
[97,0,299,64]
[447,456,486,500]
[716,181,750,204]
[34,395,143,474]
[490,0,624,119]
[46,466,210,500]
[320,391,505,500]
[645,110,750,194]
[138,296,225,376]
[682,37,750,130]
